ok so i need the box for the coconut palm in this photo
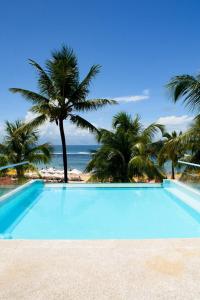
[167,74,200,113]
[86,112,165,182]
[167,73,200,171]
[186,116,200,163]
[158,131,184,179]
[86,127,133,182]
[0,120,52,177]
[10,46,115,182]
[161,118,200,182]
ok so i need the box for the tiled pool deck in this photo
[0,239,200,299]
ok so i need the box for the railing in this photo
[0,161,29,171]
[0,161,29,197]
[178,160,200,192]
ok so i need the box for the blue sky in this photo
[1,0,200,144]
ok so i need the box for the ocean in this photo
[39,144,174,174]
[39,145,99,171]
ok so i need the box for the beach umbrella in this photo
[68,169,82,175]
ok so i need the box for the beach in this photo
[35,144,180,182]
[25,168,90,183]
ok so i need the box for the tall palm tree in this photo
[158,131,184,179]
[167,74,200,113]
[86,112,165,182]
[0,120,52,177]
[10,46,115,182]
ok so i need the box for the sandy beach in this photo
[3,168,184,184]
[24,168,91,183]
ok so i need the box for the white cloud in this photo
[24,111,97,144]
[157,115,194,132]
[113,89,150,103]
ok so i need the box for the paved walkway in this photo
[0,239,200,299]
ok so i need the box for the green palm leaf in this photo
[9,88,49,104]
[29,59,55,97]
[69,115,98,132]
[167,74,200,111]
[9,45,116,182]
[74,99,116,111]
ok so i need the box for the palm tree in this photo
[185,116,200,163]
[166,73,200,177]
[158,131,184,179]
[86,112,165,182]
[167,74,200,113]
[10,46,115,182]
[0,120,52,177]
[86,127,133,182]
[160,118,200,182]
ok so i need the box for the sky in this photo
[1,0,200,144]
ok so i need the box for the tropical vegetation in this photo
[0,49,198,183]
[158,131,184,179]
[167,72,200,162]
[167,74,200,113]
[86,112,165,182]
[0,120,52,177]
[165,73,200,181]
[9,46,116,182]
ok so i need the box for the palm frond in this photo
[112,112,132,129]
[9,88,49,104]
[141,123,164,142]
[167,75,200,111]
[46,46,79,99]
[96,128,115,143]
[28,143,52,160]
[69,115,98,132]
[29,59,55,97]
[26,114,47,130]
[70,65,101,102]
[74,99,116,111]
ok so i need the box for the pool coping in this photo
[167,179,200,197]
[163,179,200,212]
[45,182,162,188]
[0,179,42,204]
[0,178,199,201]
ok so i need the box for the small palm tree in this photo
[10,46,115,182]
[0,120,52,177]
[167,74,200,113]
[158,131,184,179]
[86,112,165,182]
[87,127,133,182]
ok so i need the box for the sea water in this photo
[39,145,99,171]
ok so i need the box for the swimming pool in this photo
[0,180,200,239]
[0,186,17,197]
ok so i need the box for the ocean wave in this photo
[52,152,91,155]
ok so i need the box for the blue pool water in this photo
[0,186,17,197]
[0,182,200,239]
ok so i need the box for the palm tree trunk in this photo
[171,161,175,179]
[59,119,68,183]
[16,166,24,178]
